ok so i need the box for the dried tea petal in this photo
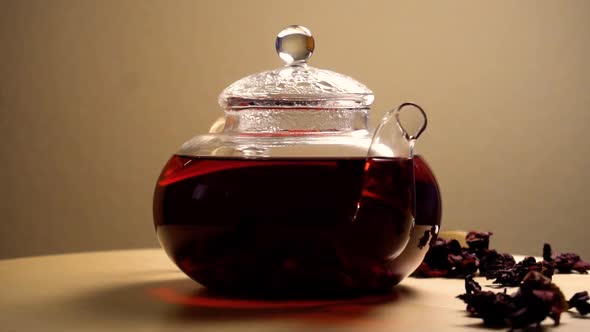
[490,257,554,287]
[573,260,590,274]
[542,243,590,274]
[464,274,482,294]
[465,231,493,257]
[507,304,553,328]
[521,271,568,312]
[491,256,535,286]
[520,269,552,288]
[509,271,568,327]
[479,249,516,278]
[568,291,590,316]
[447,239,462,255]
[458,282,516,326]
[413,237,481,278]
[451,251,479,277]
[458,290,516,326]
[459,271,568,329]
[423,238,451,270]
[492,269,521,287]
[446,236,590,328]
[543,243,552,262]
[556,252,589,273]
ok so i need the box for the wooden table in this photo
[1,249,588,332]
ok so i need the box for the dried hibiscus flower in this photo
[568,291,590,316]
[458,288,516,326]
[543,243,590,274]
[458,271,569,329]
[414,231,590,283]
[511,270,569,326]
[489,257,555,287]
[478,249,516,278]
[447,233,590,329]
[413,238,479,278]
[465,231,493,257]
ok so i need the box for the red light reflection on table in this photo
[149,286,398,310]
[147,284,411,328]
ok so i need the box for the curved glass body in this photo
[389,155,442,280]
[153,111,416,295]
[152,25,427,295]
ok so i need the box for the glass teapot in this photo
[153,25,441,295]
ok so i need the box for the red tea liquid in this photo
[154,156,415,295]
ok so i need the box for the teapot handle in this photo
[393,102,428,142]
[367,102,428,159]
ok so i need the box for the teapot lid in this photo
[218,25,374,110]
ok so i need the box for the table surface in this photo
[0,249,588,332]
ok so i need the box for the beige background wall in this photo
[1,0,589,259]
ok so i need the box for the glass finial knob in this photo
[275,25,314,65]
